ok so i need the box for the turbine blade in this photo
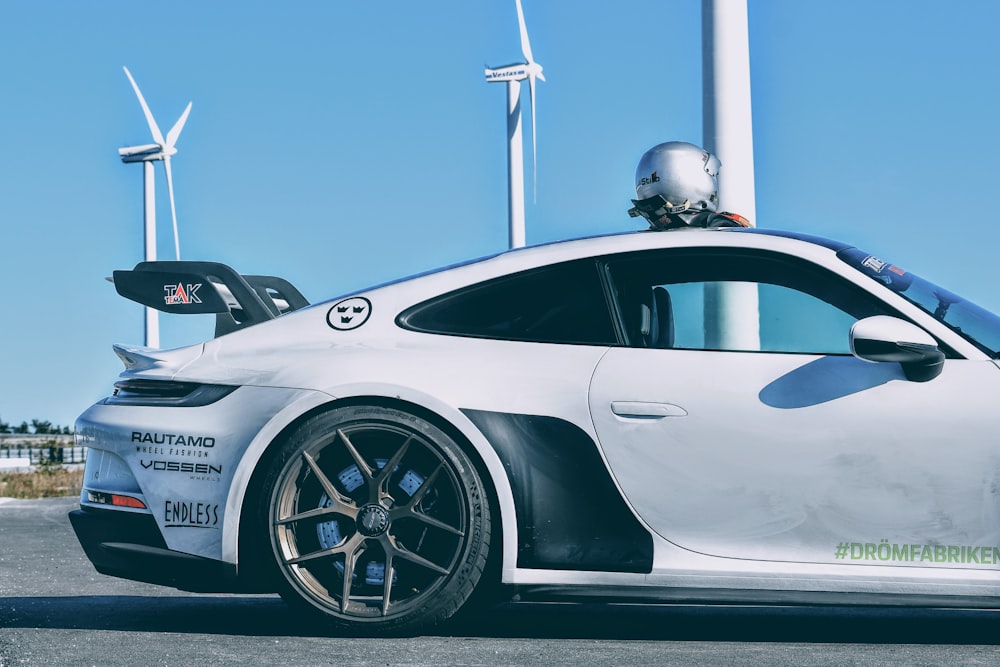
[528,73,538,203]
[163,156,180,260]
[123,66,165,146]
[515,0,535,64]
[166,101,192,149]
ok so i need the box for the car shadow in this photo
[458,602,1000,644]
[1,595,999,643]
[759,355,901,409]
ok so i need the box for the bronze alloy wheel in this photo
[265,405,490,634]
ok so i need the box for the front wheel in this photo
[263,405,491,635]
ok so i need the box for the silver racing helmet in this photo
[628,141,721,228]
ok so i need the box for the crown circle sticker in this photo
[327,297,372,331]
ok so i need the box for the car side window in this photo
[607,249,892,354]
[398,259,618,345]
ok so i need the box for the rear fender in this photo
[222,384,517,572]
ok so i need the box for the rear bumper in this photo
[68,506,253,593]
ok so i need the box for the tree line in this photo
[0,419,73,435]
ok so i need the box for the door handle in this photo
[610,401,688,419]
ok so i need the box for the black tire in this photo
[261,405,491,635]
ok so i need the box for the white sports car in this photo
[71,227,1000,634]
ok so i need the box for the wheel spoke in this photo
[405,462,443,508]
[391,506,465,536]
[374,436,412,501]
[385,534,450,576]
[340,538,366,614]
[302,451,354,509]
[389,462,464,535]
[276,504,350,526]
[338,428,375,484]
[288,531,364,566]
[381,553,395,616]
[287,546,338,566]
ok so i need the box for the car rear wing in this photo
[112,261,310,337]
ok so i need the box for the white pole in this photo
[702,0,759,351]
[507,80,526,249]
[703,0,756,221]
[142,160,159,348]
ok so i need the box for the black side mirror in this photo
[850,316,945,382]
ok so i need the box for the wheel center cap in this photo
[357,504,390,537]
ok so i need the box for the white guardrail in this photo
[0,435,86,470]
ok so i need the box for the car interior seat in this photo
[638,286,674,348]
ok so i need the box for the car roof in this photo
[486,227,852,266]
[731,227,853,252]
[320,227,856,308]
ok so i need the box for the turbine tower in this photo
[702,0,755,225]
[118,66,192,348]
[485,0,544,249]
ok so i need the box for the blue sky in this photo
[1,1,997,428]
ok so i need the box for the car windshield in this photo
[838,247,1000,357]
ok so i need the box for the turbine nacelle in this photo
[484,64,529,82]
[118,144,165,163]
[484,61,544,84]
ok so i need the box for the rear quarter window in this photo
[398,259,618,345]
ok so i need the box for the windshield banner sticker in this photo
[835,540,1000,565]
[861,256,887,273]
[847,250,914,291]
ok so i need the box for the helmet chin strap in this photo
[649,210,696,230]
[649,210,751,231]
[628,195,691,221]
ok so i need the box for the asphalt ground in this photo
[2,497,1000,666]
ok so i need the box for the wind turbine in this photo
[117,66,192,348]
[485,0,544,249]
